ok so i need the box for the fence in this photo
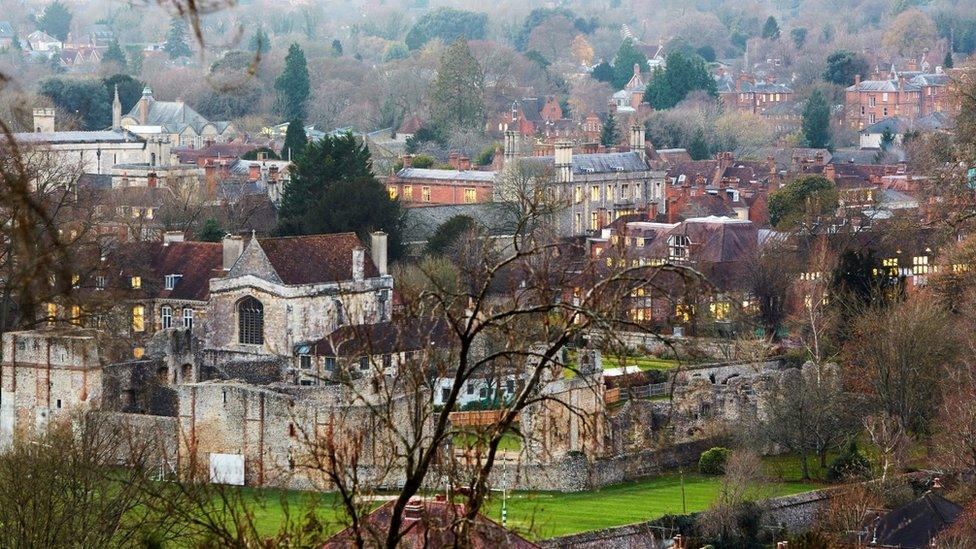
[605,383,669,405]
[448,409,518,427]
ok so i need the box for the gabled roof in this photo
[303,319,452,357]
[846,79,921,92]
[151,241,223,301]
[124,90,224,134]
[869,492,962,549]
[229,233,379,286]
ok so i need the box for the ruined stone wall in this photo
[521,373,606,464]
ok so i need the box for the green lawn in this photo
[236,474,817,541]
[453,430,523,452]
[603,354,680,371]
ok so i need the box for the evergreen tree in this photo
[102,74,143,113]
[762,16,781,40]
[39,77,110,129]
[591,61,614,83]
[823,50,868,86]
[611,38,649,90]
[102,40,127,70]
[281,119,307,161]
[790,27,808,49]
[197,219,224,242]
[164,19,192,59]
[249,27,269,54]
[276,132,372,236]
[600,111,618,148]
[430,39,485,133]
[38,1,72,41]
[880,127,895,151]
[643,51,717,109]
[274,43,310,121]
[688,127,709,160]
[331,39,342,56]
[944,50,954,69]
[802,88,831,149]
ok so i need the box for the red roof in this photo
[257,233,379,285]
[150,241,223,301]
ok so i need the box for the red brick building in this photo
[845,69,957,129]
[387,156,495,206]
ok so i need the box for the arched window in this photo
[161,305,172,329]
[238,297,264,345]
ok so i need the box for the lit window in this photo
[145,208,154,219]
[132,306,145,332]
[574,213,582,233]
[636,237,645,247]
[590,212,598,230]
[388,186,398,199]
[131,276,141,289]
[422,186,431,202]
[161,305,172,329]
[133,347,145,359]
[95,276,106,289]
[238,297,264,345]
[621,184,629,198]
[46,302,57,321]
[71,274,80,288]
[606,185,614,201]
[70,305,82,326]
[675,303,694,322]
[463,188,477,203]
[183,308,194,330]
[402,185,413,200]
[913,256,929,275]
[710,302,730,320]
[668,235,690,262]
[590,185,599,202]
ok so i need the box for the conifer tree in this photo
[944,50,954,69]
[600,112,618,148]
[430,39,485,133]
[802,88,831,149]
[282,119,307,161]
[164,19,192,59]
[688,127,709,160]
[274,43,310,121]
[103,40,127,70]
[762,16,781,40]
[249,27,269,54]
[38,1,72,41]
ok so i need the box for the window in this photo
[913,255,930,275]
[145,208,154,219]
[382,354,392,369]
[161,306,172,329]
[590,185,599,202]
[46,302,57,321]
[869,113,876,124]
[467,383,474,395]
[133,347,145,359]
[388,186,398,199]
[463,188,477,203]
[359,357,369,371]
[869,96,876,107]
[636,237,645,247]
[402,185,413,200]
[574,213,582,233]
[574,186,582,203]
[70,305,81,326]
[325,357,336,371]
[421,186,431,202]
[334,299,346,326]
[668,235,690,261]
[132,306,145,332]
[164,274,182,290]
[606,185,614,202]
[590,212,598,230]
[882,92,888,102]
[883,107,888,117]
[621,184,629,199]
[299,355,312,370]
[238,297,264,345]
[506,379,515,393]
[95,276,106,290]
[131,276,141,289]
[183,308,193,330]
[710,302,730,320]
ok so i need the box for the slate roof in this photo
[0,21,14,39]
[124,89,231,135]
[716,76,793,94]
[846,79,921,92]
[255,233,379,285]
[396,168,496,183]
[869,492,962,549]
[527,152,649,174]
[304,319,453,357]
[861,117,909,134]
[401,203,520,243]
[10,130,144,145]
[910,73,950,87]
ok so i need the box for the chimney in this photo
[448,151,459,169]
[147,172,158,188]
[630,123,646,161]
[352,247,365,282]
[402,154,413,168]
[854,74,861,86]
[112,85,121,130]
[138,87,152,125]
[204,162,217,200]
[248,164,260,182]
[268,165,279,182]
[222,234,244,271]
[457,155,471,171]
[824,163,836,182]
[554,141,573,184]
[370,231,388,276]
[814,151,825,165]
[32,108,55,133]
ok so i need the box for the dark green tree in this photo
[762,16,780,40]
[39,77,110,130]
[305,177,404,260]
[767,174,837,229]
[822,50,868,86]
[331,39,342,56]
[600,111,618,147]
[790,27,808,49]
[404,8,487,50]
[426,215,475,255]
[430,39,485,133]
[383,42,408,62]
[524,50,550,70]
[276,132,372,236]
[164,19,192,59]
[943,49,954,69]
[591,61,614,83]
[38,1,72,41]
[274,43,310,121]
[281,119,307,161]
[643,51,717,109]
[880,127,895,151]
[249,27,269,54]
[102,40,127,70]
[688,127,709,160]
[611,38,649,90]
[514,7,576,51]
[197,219,224,242]
[802,88,831,148]
[101,74,143,113]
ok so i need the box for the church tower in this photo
[111,85,121,130]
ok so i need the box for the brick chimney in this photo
[814,151,825,166]
[824,163,836,182]
[457,155,471,171]
[448,151,459,169]
[248,163,260,182]
[147,172,157,188]
[854,74,861,86]
[402,154,413,168]
[204,161,217,200]
[268,165,279,182]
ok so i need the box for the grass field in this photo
[603,354,680,371]
[238,473,818,541]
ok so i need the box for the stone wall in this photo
[94,412,179,473]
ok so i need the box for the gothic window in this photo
[334,299,346,326]
[238,297,264,345]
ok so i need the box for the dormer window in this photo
[164,274,182,290]
[668,235,690,262]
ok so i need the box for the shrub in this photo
[699,447,732,475]
[826,441,872,482]
[410,154,435,168]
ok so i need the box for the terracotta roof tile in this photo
[257,233,378,285]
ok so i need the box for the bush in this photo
[699,447,732,475]
[826,441,871,482]
[410,154,435,168]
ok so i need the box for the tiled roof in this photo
[847,79,920,92]
[402,203,520,243]
[151,241,223,301]
[869,492,962,548]
[257,233,379,285]
[10,130,143,145]
[305,319,452,357]
[396,168,496,183]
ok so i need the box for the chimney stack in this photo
[630,123,646,161]
[503,130,517,164]
[554,141,573,184]
[402,154,413,168]
[147,172,158,188]
[352,247,365,282]
[248,164,261,182]
[370,231,388,276]
[222,234,244,271]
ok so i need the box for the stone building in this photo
[0,328,103,446]
[121,87,237,148]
